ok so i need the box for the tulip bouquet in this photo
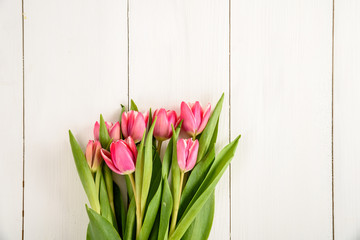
[69,94,240,240]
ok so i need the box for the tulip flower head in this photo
[94,121,120,142]
[121,110,148,143]
[100,137,137,175]
[85,140,102,172]
[180,101,211,138]
[177,138,199,173]
[153,108,178,141]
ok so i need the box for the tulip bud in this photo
[153,108,178,141]
[85,140,102,172]
[94,121,120,142]
[177,138,199,173]
[100,137,137,175]
[121,110,148,143]
[180,101,211,138]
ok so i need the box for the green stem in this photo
[129,173,142,238]
[169,171,184,235]
[157,140,163,153]
[94,167,102,214]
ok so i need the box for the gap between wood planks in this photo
[228,0,232,239]
[21,0,25,238]
[331,0,335,239]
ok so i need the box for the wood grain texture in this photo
[23,0,128,238]
[334,1,360,239]
[230,0,333,239]
[129,0,229,239]
[0,1,23,239]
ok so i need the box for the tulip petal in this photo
[197,103,211,134]
[105,121,113,131]
[180,102,196,136]
[121,112,129,138]
[85,140,94,168]
[167,110,177,138]
[100,148,121,174]
[185,139,199,172]
[127,111,137,138]
[94,122,100,140]
[110,141,136,175]
[177,139,187,172]
[125,137,138,160]
[132,112,146,142]
[191,101,202,130]
[144,111,149,128]
[109,122,121,141]
[153,109,170,141]
[92,141,102,171]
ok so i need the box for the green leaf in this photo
[146,150,162,208]
[100,175,113,226]
[125,175,134,199]
[95,165,102,204]
[124,198,136,240]
[178,145,215,219]
[99,114,112,150]
[182,192,215,240]
[86,223,94,240]
[130,99,138,111]
[103,165,115,213]
[114,182,127,238]
[86,205,121,240]
[69,130,100,213]
[148,108,153,131]
[209,119,219,149]
[139,180,163,240]
[170,124,181,216]
[119,104,126,139]
[162,138,173,179]
[135,132,146,215]
[141,118,157,218]
[149,212,160,240]
[162,122,181,179]
[169,135,241,240]
[158,176,173,240]
[198,93,224,162]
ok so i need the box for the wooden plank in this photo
[129,0,229,239]
[230,0,333,239]
[0,1,23,239]
[334,1,360,239]
[23,0,128,238]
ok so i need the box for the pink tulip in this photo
[94,121,120,142]
[177,138,199,173]
[121,110,148,143]
[152,109,178,141]
[85,140,102,172]
[180,101,211,138]
[100,137,137,175]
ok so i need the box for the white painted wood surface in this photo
[231,0,333,239]
[0,1,23,239]
[334,1,360,239]
[23,0,127,239]
[2,0,360,239]
[129,0,229,238]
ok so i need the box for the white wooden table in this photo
[1,0,359,239]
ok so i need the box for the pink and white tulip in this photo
[94,121,120,142]
[121,110,148,143]
[180,101,211,138]
[177,138,199,173]
[100,137,138,175]
[85,140,102,172]
[153,109,178,141]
